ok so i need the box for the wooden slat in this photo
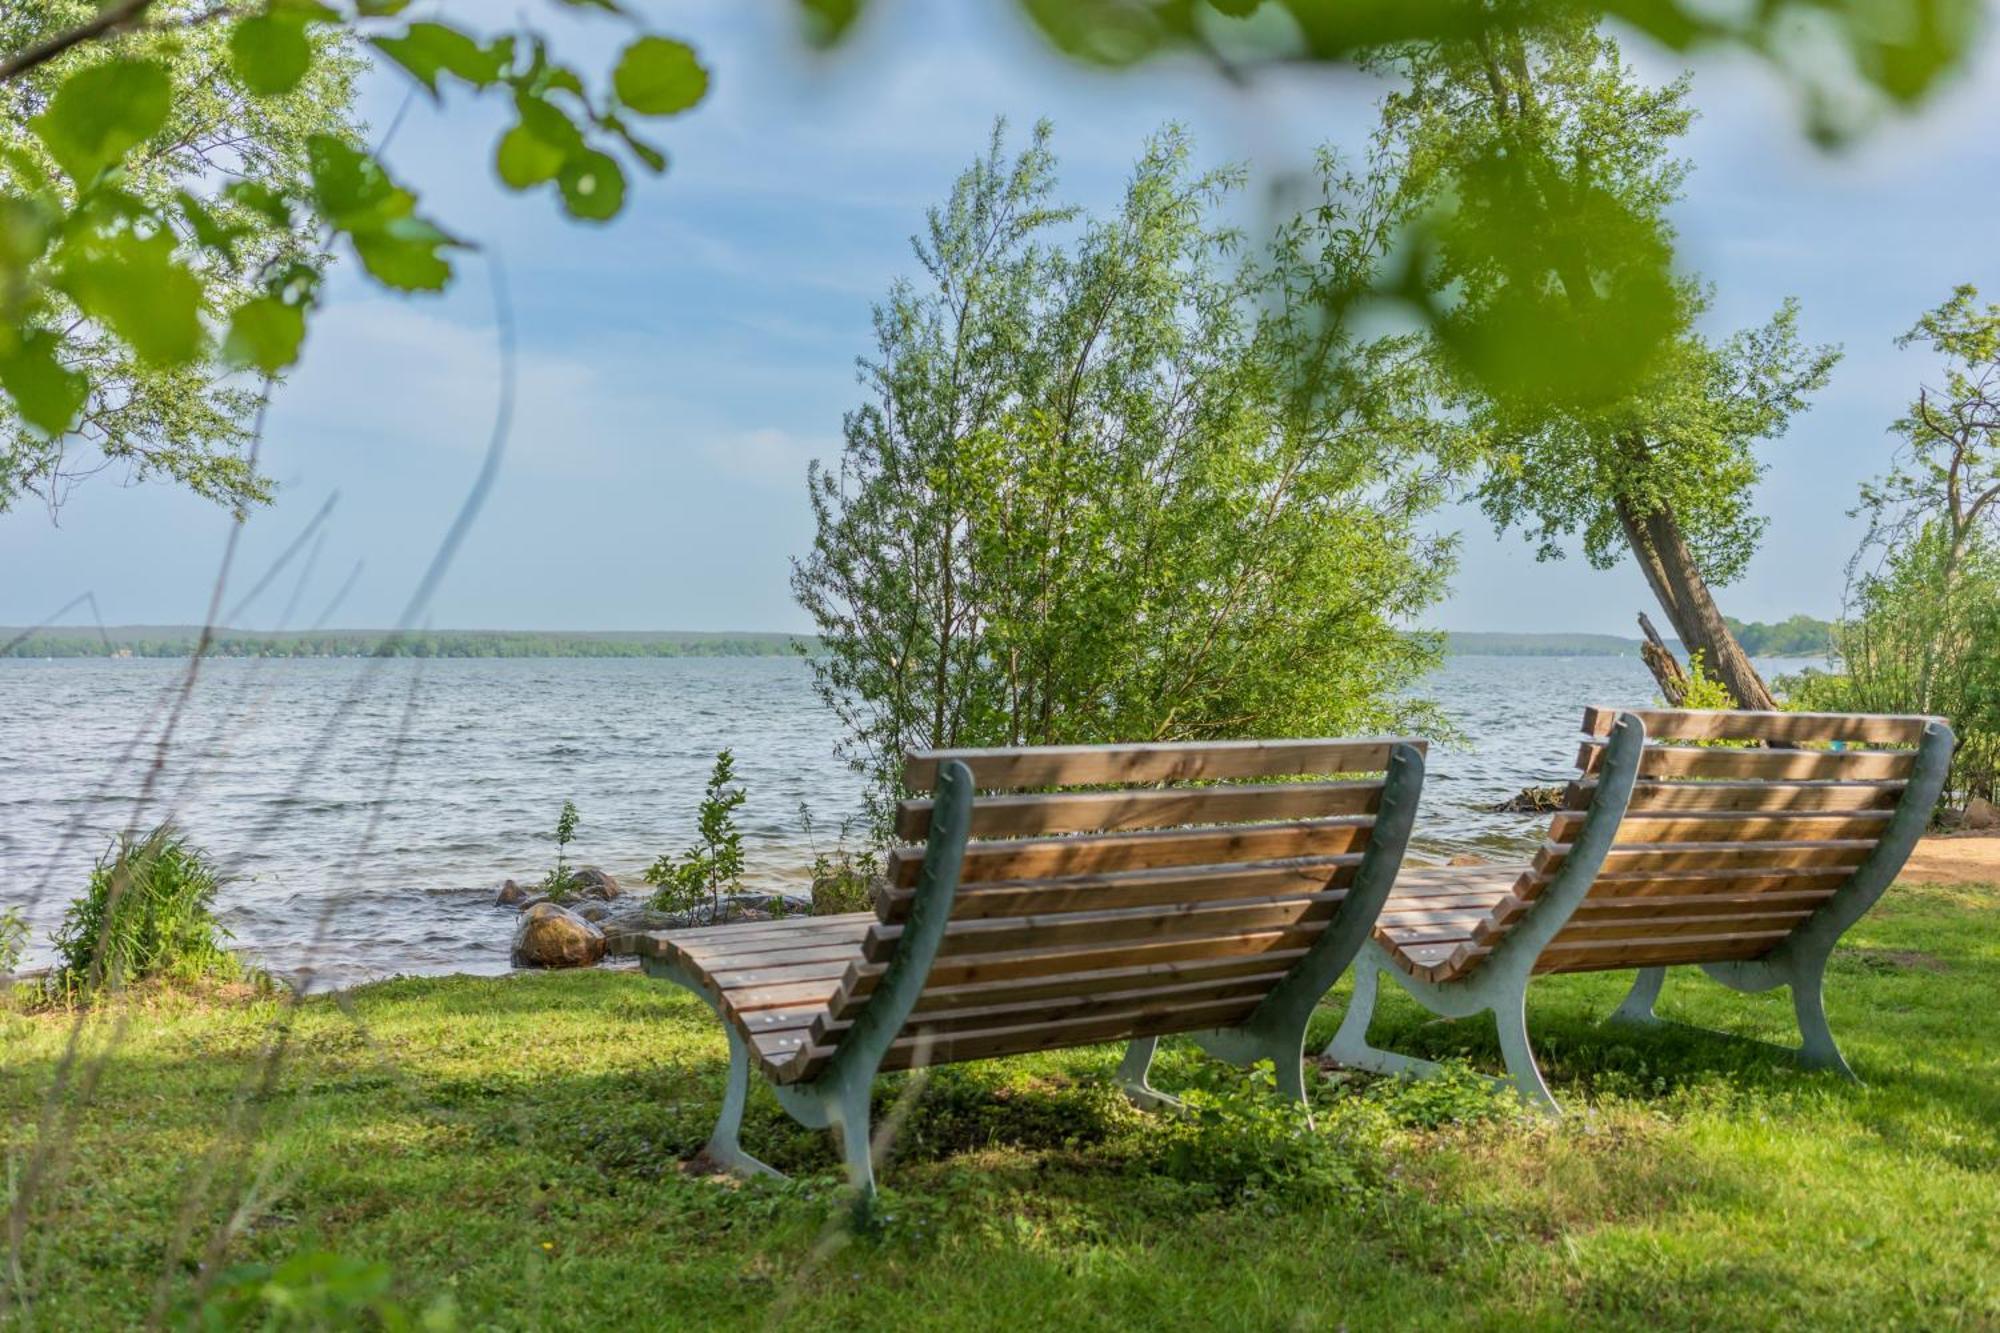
[864,893,1346,964]
[844,925,1325,1002]
[1551,910,1812,943]
[1578,866,1851,897]
[1577,740,1915,781]
[1570,891,1835,920]
[1540,839,1875,877]
[887,817,1373,888]
[1547,809,1894,845]
[1580,779,1907,813]
[815,971,1290,1046]
[876,855,1358,924]
[903,738,1422,792]
[894,779,1382,840]
[1533,931,1787,974]
[906,951,1308,1016]
[1580,706,1935,746]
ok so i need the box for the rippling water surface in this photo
[0,652,1814,986]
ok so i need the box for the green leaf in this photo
[494,125,565,190]
[222,179,294,229]
[351,217,457,291]
[29,59,171,185]
[230,11,313,96]
[0,329,87,436]
[355,0,411,13]
[611,36,708,116]
[56,230,204,365]
[372,22,509,96]
[306,135,461,291]
[608,118,667,174]
[224,295,308,373]
[557,150,625,222]
[797,0,865,48]
[176,190,243,262]
[513,95,585,153]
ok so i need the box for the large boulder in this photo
[568,866,623,901]
[1964,796,2000,830]
[512,903,606,969]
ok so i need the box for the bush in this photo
[0,905,27,974]
[538,800,582,902]
[799,802,879,916]
[645,750,747,915]
[50,825,240,999]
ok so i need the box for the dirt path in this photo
[1901,833,2000,885]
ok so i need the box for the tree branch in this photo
[0,0,160,83]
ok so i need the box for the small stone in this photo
[1447,853,1489,866]
[495,878,534,907]
[511,903,606,969]
[574,901,613,923]
[1490,785,1566,814]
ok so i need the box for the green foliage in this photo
[190,1248,457,1331]
[0,904,26,974]
[1676,650,1736,712]
[799,801,878,915]
[645,750,747,915]
[1799,285,2000,803]
[794,121,1455,831]
[800,0,1974,411]
[539,800,581,902]
[1152,1060,1367,1201]
[1725,614,1835,657]
[49,824,240,999]
[0,0,711,513]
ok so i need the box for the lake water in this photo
[0,652,1818,987]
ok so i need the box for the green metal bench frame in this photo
[646,744,1426,1206]
[1326,713,1956,1112]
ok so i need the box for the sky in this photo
[4,1,1999,637]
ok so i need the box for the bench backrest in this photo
[1464,708,1953,979]
[802,738,1426,1076]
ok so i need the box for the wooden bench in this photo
[626,736,1427,1201]
[1326,707,1954,1111]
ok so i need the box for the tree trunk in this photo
[1613,494,1776,711]
[1637,612,1689,705]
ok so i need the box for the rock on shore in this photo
[511,903,606,969]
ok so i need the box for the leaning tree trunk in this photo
[1637,612,1689,705]
[1614,495,1777,711]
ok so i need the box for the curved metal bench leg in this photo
[1323,957,1444,1081]
[1116,1036,1184,1111]
[1608,967,1668,1027]
[1789,956,1857,1081]
[823,1079,879,1223]
[1493,991,1559,1114]
[705,1025,785,1180]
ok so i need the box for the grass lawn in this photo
[4,878,1997,1330]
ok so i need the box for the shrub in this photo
[1150,1060,1367,1202]
[538,800,582,902]
[50,825,240,999]
[0,905,27,974]
[645,750,747,915]
[799,801,878,916]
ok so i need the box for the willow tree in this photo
[793,122,1456,828]
[1374,19,1839,709]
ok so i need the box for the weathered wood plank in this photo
[1547,808,1895,845]
[1576,740,1916,781]
[864,893,1346,964]
[1575,779,1907,813]
[895,779,1383,840]
[874,855,1358,924]
[887,817,1373,888]
[1579,706,1935,746]
[903,738,1423,792]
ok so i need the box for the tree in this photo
[645,750,747,917]
[794,122,1457,831]
[0,1,712,514]
[1373,18,1840,709]
[1801,285,2000,801]
[0,1,359,516]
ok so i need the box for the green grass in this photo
[4,879,1997,1330]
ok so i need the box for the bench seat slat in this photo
[875,855,1358,924]
[903,738,1421,791]
[1578,707,1936,746]
[895,780,1384,840]
[1577,741,1916,781]
[889,817,1374,888]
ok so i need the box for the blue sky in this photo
[4,1,1998,636]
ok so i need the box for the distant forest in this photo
[0,628,813,659]
[1447,615,1834,658]
[5,618,1832,662]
